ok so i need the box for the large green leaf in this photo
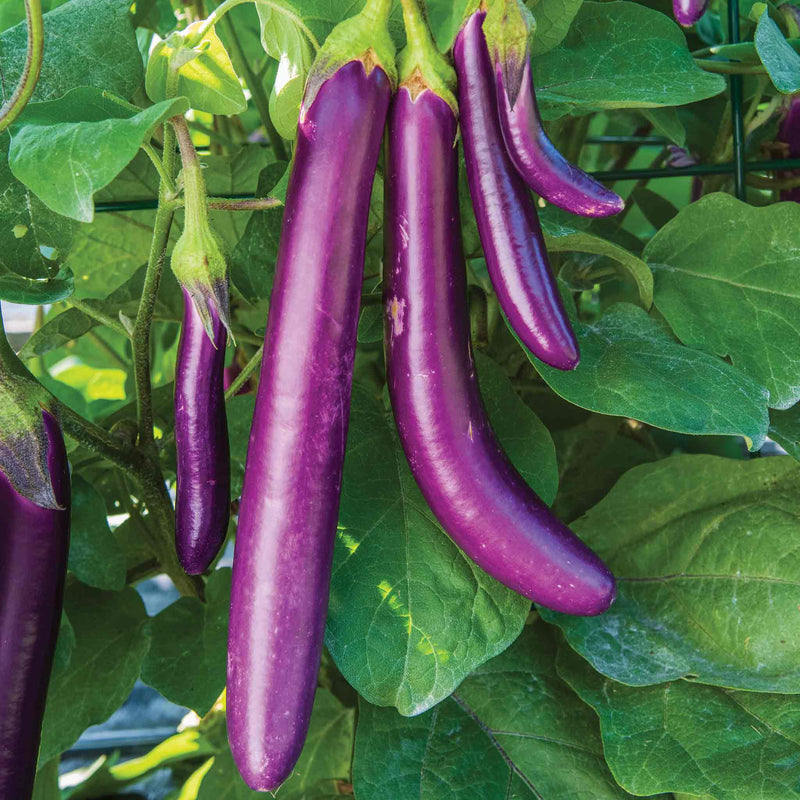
[140,569,230,716]
[195,690,354,799]
[531,2,725,119]
[0,134,76,303]
[541,455,800,692]
[528,302,770,449]
[646,193,800,410]
[9,90,189,223]
[755,8,800,93]
[0,0,143,103]
[528,0,584,56]
[69,476,126,591]
[557,643,800,799]
[770,403,800,461]
[327,352,559,716]
[353,622,641,799]
[39,584,150,763]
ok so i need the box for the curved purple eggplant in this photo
[673,0,709,26]
[495,59,624,217]
[227,60,391,791]
[0,410,70,800]
[174,288,230,575]
[454,12,579,371]
[384,85,615,615]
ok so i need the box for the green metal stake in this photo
[728,0,746,200]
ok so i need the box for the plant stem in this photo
[132,204,175,454]
[221,15,288,160]
[0,0,44,132]
[142,143,178,195]
[207,196,281,211]
[224,344,262,400]
[694,58,767,75]
[68,298,131,338]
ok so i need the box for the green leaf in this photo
[528,0,583,56]
[541,454,800,692]
[631,186,679,230]
[357,276,383,344]
[557,642,800,799]
[641,106,687,147]
[528,301,770,449]
[0,0,143,103]
[132,0,177,36]
[146,21,247,115]
[39,584,150,763]
[227,395,256,500]
[531,2,725,119]
[540,218,653,307]
[353,621,640,799]
[9,89,189,223]
[551,416,658,523]
[0,134,76,303]
[755,9,800,93]
[230,162,287,303]
[328,352,559,716]
[770,403,800,460]
[195,690,354,799]
[141,569,231,716]
[69,476,126,591]
[646,193,800,410]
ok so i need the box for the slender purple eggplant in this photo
[174,288,230,574]
[0,384,70,800]
[227,1,395,790]
[171,126,231,575]
[455,11,579,370]
[484,0,623,218]
[385,7,615,615]
[673,0,709,26]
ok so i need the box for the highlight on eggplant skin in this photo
[174,287,231,575]
[384,85,616,617]
[495,59,624,218]
[454,11,580,372]
[672,0,709,26]
[0,410,70,800]
[227,60,392,793]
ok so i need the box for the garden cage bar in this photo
[92,0,800,215]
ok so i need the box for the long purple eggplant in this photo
[174,288,230,574]
[494,60,624,217]
[673,0,709,26]
[0,409,70,800]
[455,11,579,370]
[227,46,393,796]
[385,82,615,615]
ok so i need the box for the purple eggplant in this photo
[174,288,230,574]
[0,409,70,800]
[494,60,624,217]
[778,98,800,202]
[673,0,709,26]
[227,37,394,793]
[384,80,615,615]
[455,11,579,370]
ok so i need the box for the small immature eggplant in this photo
[227,0,395,791]
[385,6,616,616]
[0,367,70,800]
[171,141,231,576]
[455,11,579,370]
[485,0,623,218]
[673,0,709,26]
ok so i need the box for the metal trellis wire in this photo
[94,0,799,215]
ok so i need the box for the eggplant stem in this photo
[224,344,262,400]
[0,0,44,133]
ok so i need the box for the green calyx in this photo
[397,0,458,115]
[0,358,60,509]
[484,0,536,106]
[303,0,398,115]
[171,162,231,345]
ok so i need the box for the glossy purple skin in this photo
[455,13,579,371]
[228,61,391,792]
[673,0,709,26]
[385,86,615,615]
[174,288,230,575]
[0,411,70,800]
[779,97,800,203]
[496,59,624,218]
